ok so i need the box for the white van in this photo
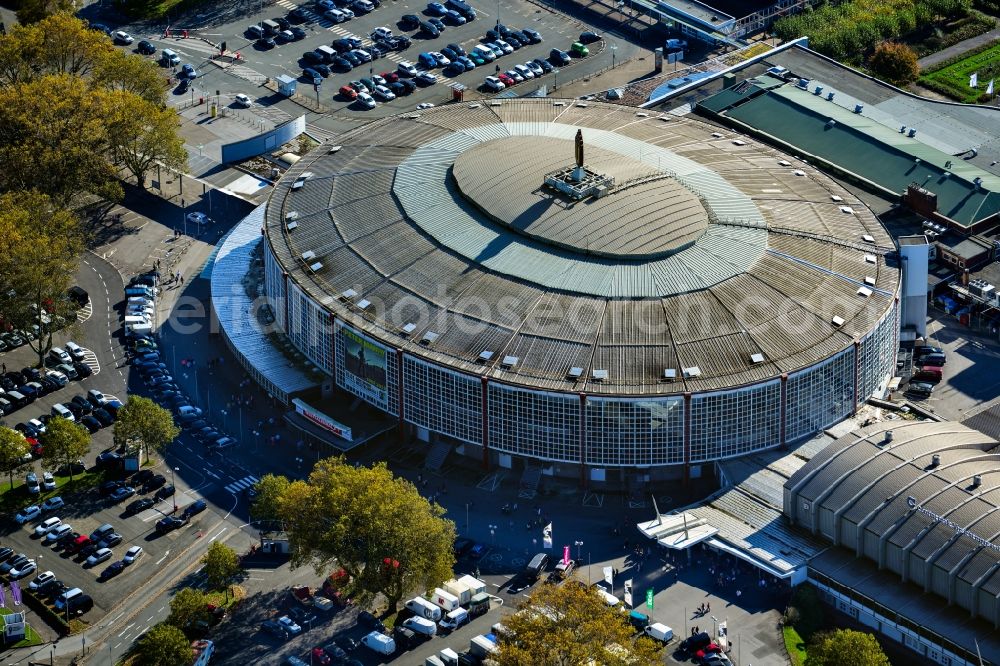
[402,616,437,636]
[52,403,75,422]
[124,314,150,326]
[127,323,153,338]
[54,587,83,609]
[315,45,337,62]
[64,341,86,362]
[439,607,469,631]
[406,596,442,621]
[644,622,674,642]
[161,48,180,66]
[127,296,154,307]
[362,631,395,655]
[126,304,155,317]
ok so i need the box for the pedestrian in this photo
[707,601,711,612]
[1,363,5,373]
[736,589,742,599]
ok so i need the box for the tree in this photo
[0,428,31,490]
[40,417,90,481]
[250,473,290,524]
[0,76,122,205]
[17,1,78,25]
[0,14,115,83]
[869,42,920,86]
[807,629,891,666]
[277,457,455,612]
[0,191,84,367]
[167,587,210,630]
[786,584,823,640]
[113,396,180,464]
[93,48,169,106]
[105,92,187,190]
[201,542,241,596]
[134,623,192,666]
[495,582,664,666]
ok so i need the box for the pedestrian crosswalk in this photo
[224,475,259,494]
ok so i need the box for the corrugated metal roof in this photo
[264,100,898,395]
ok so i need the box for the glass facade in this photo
[263,241,287,331]
[857,303,898,403]
[488,384,579,463]
[690,381,781,462]
[403,357,482,445]
[287,283,334,374]
[334,322,399,416]
[585,397,684,466]
[786,348,856,443]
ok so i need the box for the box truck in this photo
[443,578,472,605]
[469,635,497,659]
[433,587,460,611]
[406,596,442,621]
[644,623,674,642]
[456,575,487,596]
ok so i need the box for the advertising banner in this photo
[338,324,389,411]
[292,398,353,442]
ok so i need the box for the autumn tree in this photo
[0,76,122,204]
[202,542,241,597]
[40,417,91,481]
[17,1,78,26]
[167,587,210,630]
[113,396,180,464]
[278,457,455,612]
[106,92,187,189]
[135,623,192,666]
[807,629,891,666]
[0,191,83,367]
[496,582,664,666]
[869,41,920,86]
[250,473,290,524]
[0,14,115,84]
[0,428,31,490]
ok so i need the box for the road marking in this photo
[158,605,167,613]
[117,623,135,637]
[224,475,259,494]
[109,612,126,624]
[210,527,228,542]
[155,550,171,565]
[206,470,220,479]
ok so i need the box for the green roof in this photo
[700,84,1000,227]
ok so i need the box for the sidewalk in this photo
[917,27,1000,69]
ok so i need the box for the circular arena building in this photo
[261,98,900,482]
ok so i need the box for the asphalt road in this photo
[98,0,643,122]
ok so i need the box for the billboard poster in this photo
[339,325,389,411]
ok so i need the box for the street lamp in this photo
[553,67,559,90]
[574,540,583,560]
[711,615,718,638]
[170,466,179,511]
[610,43,618,69]
[488,523,497,546]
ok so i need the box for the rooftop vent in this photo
[478,350,494,363]
[908,128,917,138]
[356,299,371,310]
[862,234,875,243]
[797,78,809,89]
[553,101,565,106]
[864,276,876,286]
[683,366,702,378]
[467,103,481,109]
[884,429,893,444]
[567,366,584,379]
[286,211,300,221]
[308,261,324,272]
[840,206,855,214]
[591,369,609,381]
[286,220,298,231]
[750,353,765,364]
[712,132,724,138]
[825,119,836,128]
[854,104,864,114]
[327,145,342,154]
[420,331,439,345]
[663,368,677,381]
[973,474,982,488]
[340,289,358,301]
[831,315,845,327]
[864,254,877,264]
[794,169,805,176]
[732,139,747,146]
[826,91,835,101]
[900,125,907,134]
[857,286,873,298]
[831,195,843,202]
[575,103,588,108]
[636,112,649,118]
[301,250,316,261]
[290,171,314,191]
[778,160,791,167]
[501,355,519,369]
[813,85,823,95]
[931,454,940,467]
[401,322,417,336]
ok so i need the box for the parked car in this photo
[86,548,114,567]
[41,496,64,512]
[126,497,155,515]
[123,546,144,565]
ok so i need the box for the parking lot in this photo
[110,0,636,118]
